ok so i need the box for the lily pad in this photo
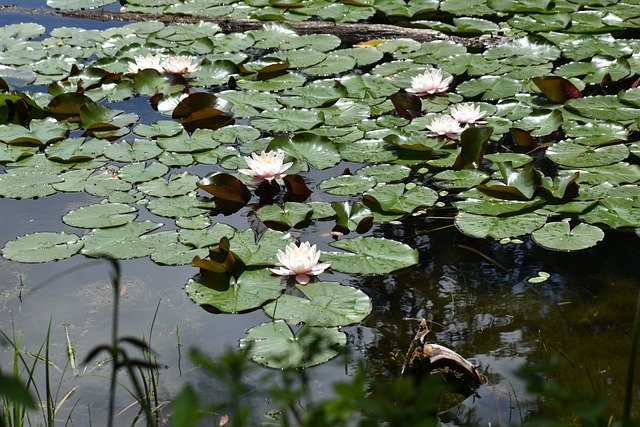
[264,282,372,326]
[455,211,547,239]
[531,221,605,251]
[2,232,82,263]
[63,203,137,228]
[186,269,286,313]
[81,221,177,259]
[363,183,438,213]
[239,320,346,369]
[322,237,418,274]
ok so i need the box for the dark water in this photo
[0,6,639,426]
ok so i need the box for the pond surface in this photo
[0,2,639,426]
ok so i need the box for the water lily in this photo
[238,151,293,185]
[427,115,464,139]
[406,68,452,96]
[127,54,164,74]
[269,242,332,285]
[450,103,487,125]
[162,55,201,75]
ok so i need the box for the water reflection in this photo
[356,216,640,423]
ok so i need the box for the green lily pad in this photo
[356,164,411,182]
[454,193,546,216]
[104,139,163,162]
[137,172,199,197]
[81,221,178,259]
[239,320,346,369]
[363,183,438,213]
[186,269,286,313]
[433,169,491,189]
[546,141,629,167]
[0,168,63,199]
[45,137,108,162]
[264,282,372,326]
[156,129,220,153]
[63,203,137,228]
[150,243,209,266]
[322,237,418,274]
[319,174,377,195]
[531,221,604,251]
[117,162,169,184]
[256,203,314,230]
[179,223,236,248]
[0,119,69,147]
[267,134,341,170]
[455,211,547,239]
[456,76,522,100]
[2,232,82,263]
[147,194,216,218]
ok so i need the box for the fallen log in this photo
[402,319,486,388]
[0,5,507,49]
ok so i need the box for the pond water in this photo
[1,2,639,426]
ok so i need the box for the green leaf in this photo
[319,174,377,195]
[63,203,137,228]
[156,129,220,153]
[531,221,604,251]
[104,139,163,162]
[456,76,522,100]
[186,269,286,313]
[137,172,199,197]
[231,229,296,267]
[2,232,82,263]
[0,168,63,198]
[44,137,108,162]
[147,194,216,218]
[239,320,346,369]
[433,169,491,189]
[252,109,323,132]
[81,221,177,259]
[363,183,438,213]
[322,237,418,274]
[546,141,629,168]
[267,134,340,170]
[256,203,314,230]
[477,161,539,200]
[179,223,236,248]
[455,211,547,239]
[356,164,411,182]
[565,96,640,122]
[118,162,169,183]
[332,201,373,234]
[0,119,69,146]
[454,192,546,216]
[453,127,493,170]
[264,282,372,326]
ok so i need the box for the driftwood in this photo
[0,5,507,48]
[402,319,486,388]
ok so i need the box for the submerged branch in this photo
[0,5,507,48]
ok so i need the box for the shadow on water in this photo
[358,215,640,424]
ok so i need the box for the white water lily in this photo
[127,54,164,74]
[450,103,487,125]
[427,115,464,139]
[269,242,332,285]
[238,151,293,185]
[162,55,201,74]
[406,68,452,96]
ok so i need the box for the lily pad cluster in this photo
[3,0,640,363]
